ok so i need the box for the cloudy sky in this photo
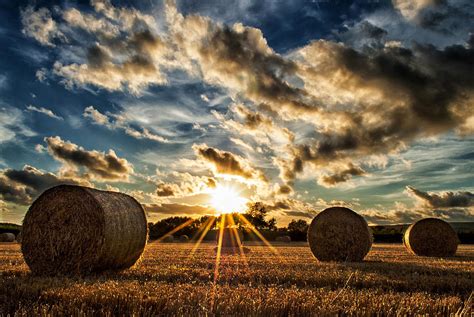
[0,0,473,225]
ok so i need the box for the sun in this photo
[210,185,248,215]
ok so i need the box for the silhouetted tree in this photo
[243,202,276,230]
[287,219,309,241]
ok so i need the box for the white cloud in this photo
[0,106,36,143]
[26,105,63,120]
[20,6,63,46]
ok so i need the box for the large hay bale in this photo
[179,235,189,242]
[276,235,291,243]
[403,218,458,257]
[16,231,22,244]
[22,185,148,275]
[0,233,16,242]
[308,207,372,262]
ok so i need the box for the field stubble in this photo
[0,242,473,316]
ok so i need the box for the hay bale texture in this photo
[0,233,16,242]
[403,218,458,257]
[22,185,148,275]
[308,207,372,262]
[276,235,291,243]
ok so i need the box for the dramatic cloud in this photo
[407,186,474,208]
[0,165,86,205]
[44,136,133,181]
[319,164,366,187]
[193,143,267,182]
[83,106,170,143]
[18,0,474,196]
[26,105,63,120]
[20,6,63,46]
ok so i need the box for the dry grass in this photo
[0,242,473,316]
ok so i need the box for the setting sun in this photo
[210,185,248,215]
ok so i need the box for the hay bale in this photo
[0,233,15,242]
[22,185,148,275]
[276,235,291,243]
[403,218,458,257]
[307,207,372,262]
[16,231,22,244]
[179,235,189,242]
[162,235,174,242]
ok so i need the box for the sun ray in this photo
[237,214,286,262]
[188,216,216,258]
[154,218,195,243]
[227,214,248,265]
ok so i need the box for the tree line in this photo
[148,202,309,241]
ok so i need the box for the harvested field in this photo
[0,242,473,316]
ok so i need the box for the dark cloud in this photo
[45,136,133,181]
[0,165,86,205]
[320,164,366,187]
[143,203,214,216]
[407,186,474,208]
[193,143,267,182]
[281,38,474,184]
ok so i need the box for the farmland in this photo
[0,242,473,316]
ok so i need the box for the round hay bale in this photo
[162,235,174,243]
[16,231,22,244]
[22,185,148,275]
[0,233,16,242]
[179,235,189,242]
[218,227,244,248]
[308,207,372,262]
[276,235,291,243]
[403,218,458,257]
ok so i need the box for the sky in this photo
[0,0,473,226]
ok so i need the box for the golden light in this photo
[210,185,247,215]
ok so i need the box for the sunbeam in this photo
[237,214,286,262]
[189,216,216,258]
[154,218,196,243]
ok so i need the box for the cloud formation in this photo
[407,186,474,208]
[83,106,170,143]
[21,6,63,46]
[193,143,267,183]
[45,136,133,181]
[26,105,63,120]
[0,165,86,205]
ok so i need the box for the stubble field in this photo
[0,242,473,316]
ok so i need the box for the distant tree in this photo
[149,216,196,240]
[242,202,276,230]
[287,219,309,241]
